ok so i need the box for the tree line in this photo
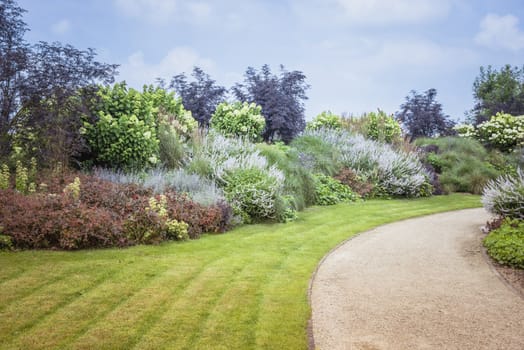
[1,0,523,168]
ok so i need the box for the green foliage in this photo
[306,111,342,131]
[0,226,12,250]
[63,177,81,202]
[82,82,160,170]
[257,143,316,211]
[484,218,524,268]
[313,173,358,205]
[416,137,500,194]
[0,164,9,190]
[290,135,340,176]
[471,64,524,125]
[14,160,35,194]
[157,122,188,169]
[210,102,266,141]
[223,167,285,223]
[143,85,197,137]
[362,110,402,144]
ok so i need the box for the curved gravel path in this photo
[311,208,524,350]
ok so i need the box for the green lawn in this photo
[0,194,481,349]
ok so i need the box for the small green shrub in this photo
[306,111,342,131]
[343,110,402,144]
[484,218,524,268]
[0,226,13,250]
[313,173,358,206]
[0,164,10,190]
[416,137,500,194]
[290,135,340,176]
[223,167,284,223]
[210,102,265,141]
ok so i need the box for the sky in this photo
[16,0,524,121]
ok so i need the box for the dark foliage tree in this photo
[396,89,455,142]
[168,66,226,127]
[0,0,29,158]
[232,64,309,143]
[0,0,118,165]
[469,64,524,125]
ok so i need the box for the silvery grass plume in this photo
[303,129,429,196]
[482,168,524,219]
[192,131,285,187]
[94,167,225,207]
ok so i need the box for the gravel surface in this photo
[311,208,524,350]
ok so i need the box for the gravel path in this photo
[311,208,524,350]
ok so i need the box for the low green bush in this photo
[484,218,524,269]
[223,167,286,223]
[313,173,358,205]
[342,110,402,144]
[416,137,500,194]
[306,111,342,131]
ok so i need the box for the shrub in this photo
[223,167,285,223]
[290,134,341,176]
[334,168,374,198]
[257,143,316,211]
[0,164,9,190]
[313,173,358,205]
[210,102,266,141]
[157,122,188,169]
[302,129,430,197]
[82,82,160,170]
[306,111,342,131]
[483,218,524,268]
[0,226,12,250]
[455,113,524,153]
[94,167,226,207]
[342,110,402,144]
[482,168,524,219]
[416,137,500,194]
[0,171,233,249]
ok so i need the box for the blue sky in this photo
[17,0,524,121]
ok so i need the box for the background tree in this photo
[232,64,309,143]
[396,88,455,142]
[0,0,117,166]
[0,0,29,158]
[469,64,524,125]
[169,67,226,127]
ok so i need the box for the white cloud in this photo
[114,0,177,23]
[335,0,451,24]
[51,19,71,35]
[119,47,215,88]
[475,14,524,51]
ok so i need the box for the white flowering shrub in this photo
[482,168,524,219]
[210,102,266,141]
[455,113,524,152]
[302,129,431,197]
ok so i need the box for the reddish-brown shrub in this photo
[334,168,374,198]
[0,171,234,250]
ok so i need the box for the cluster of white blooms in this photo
[455,113,524,152]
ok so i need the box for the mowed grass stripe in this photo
[0,195,481,349]
[5,256,203,350]
[128,255,254,350]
